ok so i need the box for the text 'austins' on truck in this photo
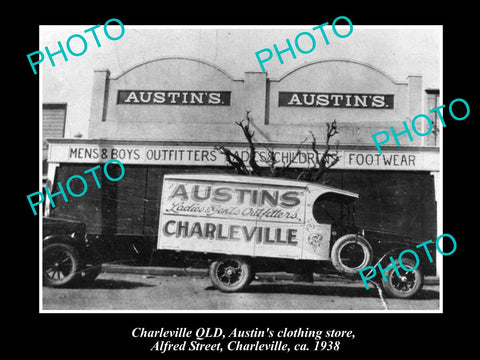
[43,173,433,299]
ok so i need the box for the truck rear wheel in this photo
[209,257,253,293]
[380,257,424,299]
[43,243,81,287]
[331,234,373,276]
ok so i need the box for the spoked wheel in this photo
[43,243,81,287]
[209,257,253,293]
[380,257,424,299]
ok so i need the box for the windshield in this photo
[312,192,356,227]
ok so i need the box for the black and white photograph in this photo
[38,24,443,312]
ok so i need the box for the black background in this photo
[16,3,476,357]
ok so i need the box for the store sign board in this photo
[278,92,394,109]
[117,90,231,106]
[161,179,305,224]
[157,176,306,259]
[48,143,439,171]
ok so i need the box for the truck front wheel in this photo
[209,257,253,293]
[380,257,424,299]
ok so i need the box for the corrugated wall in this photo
[43,104,66,140]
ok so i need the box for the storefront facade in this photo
[45,56,440,273]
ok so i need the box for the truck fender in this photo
[373,247,425,271]
[43,234,80,248]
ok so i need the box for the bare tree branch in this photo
[213,145,249,175]
[277,137,308,178]
[325,139,340,170]
[215,111,340,183]
[312,119,340,182]
[294,120,340,182]
[235,111,262,176]
[261,147,278,177]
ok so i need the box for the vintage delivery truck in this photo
[43,172,428,299]
[156,173,425,298]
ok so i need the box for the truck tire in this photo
[209,257,253,293]
[43,243,81,287]
[331,234,373,276]
[380,257,424,299]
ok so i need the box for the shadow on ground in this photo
[74,279,156,290]
[207,282,439,300]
